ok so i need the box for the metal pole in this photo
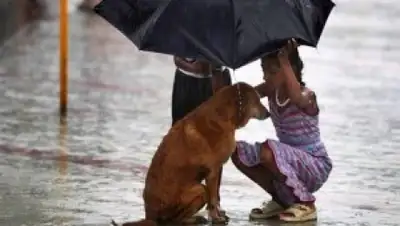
[58,0,69,177]
[59,0,68,117]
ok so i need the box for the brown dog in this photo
[112,82,270,226]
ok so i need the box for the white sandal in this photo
[249,200,285,219]
[279,204,317,222]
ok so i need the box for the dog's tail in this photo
[111,219,157,226]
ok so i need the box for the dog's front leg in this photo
[206,169,229,224]
[216,167,226,214]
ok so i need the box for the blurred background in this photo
[0,0,399,225]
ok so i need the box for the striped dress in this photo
[236,93,333,205]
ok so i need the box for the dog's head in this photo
[214,82,269,128]
[234,82,270,127]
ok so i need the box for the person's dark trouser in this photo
[171,69,232,125]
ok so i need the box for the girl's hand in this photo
[276,39,312,110]
[277,39,298,65]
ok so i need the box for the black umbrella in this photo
[94,0,335,69]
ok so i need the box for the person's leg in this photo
[171,68,230,125]
[232,141,287,220]
[231,150,283,205]
[171,69,185,125]
[258,141,332,222]
[171,69,213,125]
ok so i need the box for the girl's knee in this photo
[259,144,275,166]
[230,149,241,167]
[231,148,252,171]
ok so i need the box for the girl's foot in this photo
[279,203,317,222]
[249,200,285,220]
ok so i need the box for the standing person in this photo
[231,40,332,222]
[172,56,231,125]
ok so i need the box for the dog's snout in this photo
[255,105,270,120]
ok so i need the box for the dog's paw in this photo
[219,208,228,217]
[181,215,209,225]
[194,215,209,224]
[209,206,229,225]
[211,215,229,225]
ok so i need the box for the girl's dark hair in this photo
[289,48,305,86]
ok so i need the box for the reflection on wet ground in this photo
[0,0,399,225]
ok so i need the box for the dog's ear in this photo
[249,89,269,120]
[234,83,253,127]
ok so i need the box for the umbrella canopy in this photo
[95,0,335,69]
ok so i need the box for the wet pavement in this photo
[0,0,400,225]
